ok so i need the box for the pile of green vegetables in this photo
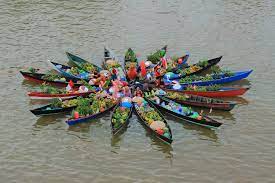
[40,83,67,94]
[125,48,137,63]
[50,98,63,108]
[185,85,222,92]
[112,106,130,129]
[61,97,94,108]
[138,105,162,122]
[28,67,38,74]
[179,70,235,84]
[80,63,97,73]
[72,97,115,118]
[41,72,65,81]
[211,65,235,77]
[147,49,166,64]
[166,92,188,101]
[197,60,209,68]
[125,48,138,70]
[68,67,86,76]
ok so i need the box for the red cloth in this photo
[112,68,117,74]
[154,66,161,77]
[69,80,74,88]
[140,60,146,77]
[127,67,137,80]
[161,58,167,69]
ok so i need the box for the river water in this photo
[1,0,275,182]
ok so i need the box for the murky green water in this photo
[1,0,275,182]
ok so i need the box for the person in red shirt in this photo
[127,64,137,81]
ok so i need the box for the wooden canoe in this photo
[30,104,75,116]
[20,71,82,87]
[66,52,102,72]
[146,96,222,128]
[27,90,94,100]
[165,92,237,111]
[66,102,117,126]
[168,56,222,79]
[30,97,94,116]
[164,70,253,86]
[50,61,90,81]
[133,99,173,144]
[111,103,133,136]
[161,86,250,98]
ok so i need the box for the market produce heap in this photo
[20,45,253,145]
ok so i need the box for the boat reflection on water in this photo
[67,120,101,141]
[149,137,174,159]
[226,96,249,105]
[229,79,251,86]
[21,79,40,88]
[29,99,53,106]
[164,114,219,142]
[33,114,67,127]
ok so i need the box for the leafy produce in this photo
[125,48,137,63]
[80,62,97,73]
[112,106,130,129]
[197,59,209,67]
[210,65,234,77]
[67,67,86,76]
[135,100,171,138]
[179,69,236,84]
[61,97,93,108]
[147,49,166,64]
[185,85,222,91]
[28,67,37,74]
[41,72,64,81]
[165,92,187,101]
[50,98,63,108]
[39,83,67,94]
[71,96,116,118]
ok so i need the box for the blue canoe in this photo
[66,103,117,126]
[50,61,90,81]
[164,70,253,87]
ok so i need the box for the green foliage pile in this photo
[147,49,166,64]
[125,48,137,63]
[40,83,67,94]
[50,98,63,108]
[41,72,63,81]
[185,85,222,91]
[112,107,130,129]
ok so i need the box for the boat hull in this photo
[147,97,222,128]
[171,56,222,79]
[20,71,81,87]
[27,91,93,100]
[66,52,102,72]
[30,105,75,116]
[163,87,250,98]
[111,104,133,136]
[133,102,173,144]
[50,61,89,81]
[66,104,116,126]
[178,70,253,86]
[170,98,236,111]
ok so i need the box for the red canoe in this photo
[163,87,250,98]
[28,91,94,100]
